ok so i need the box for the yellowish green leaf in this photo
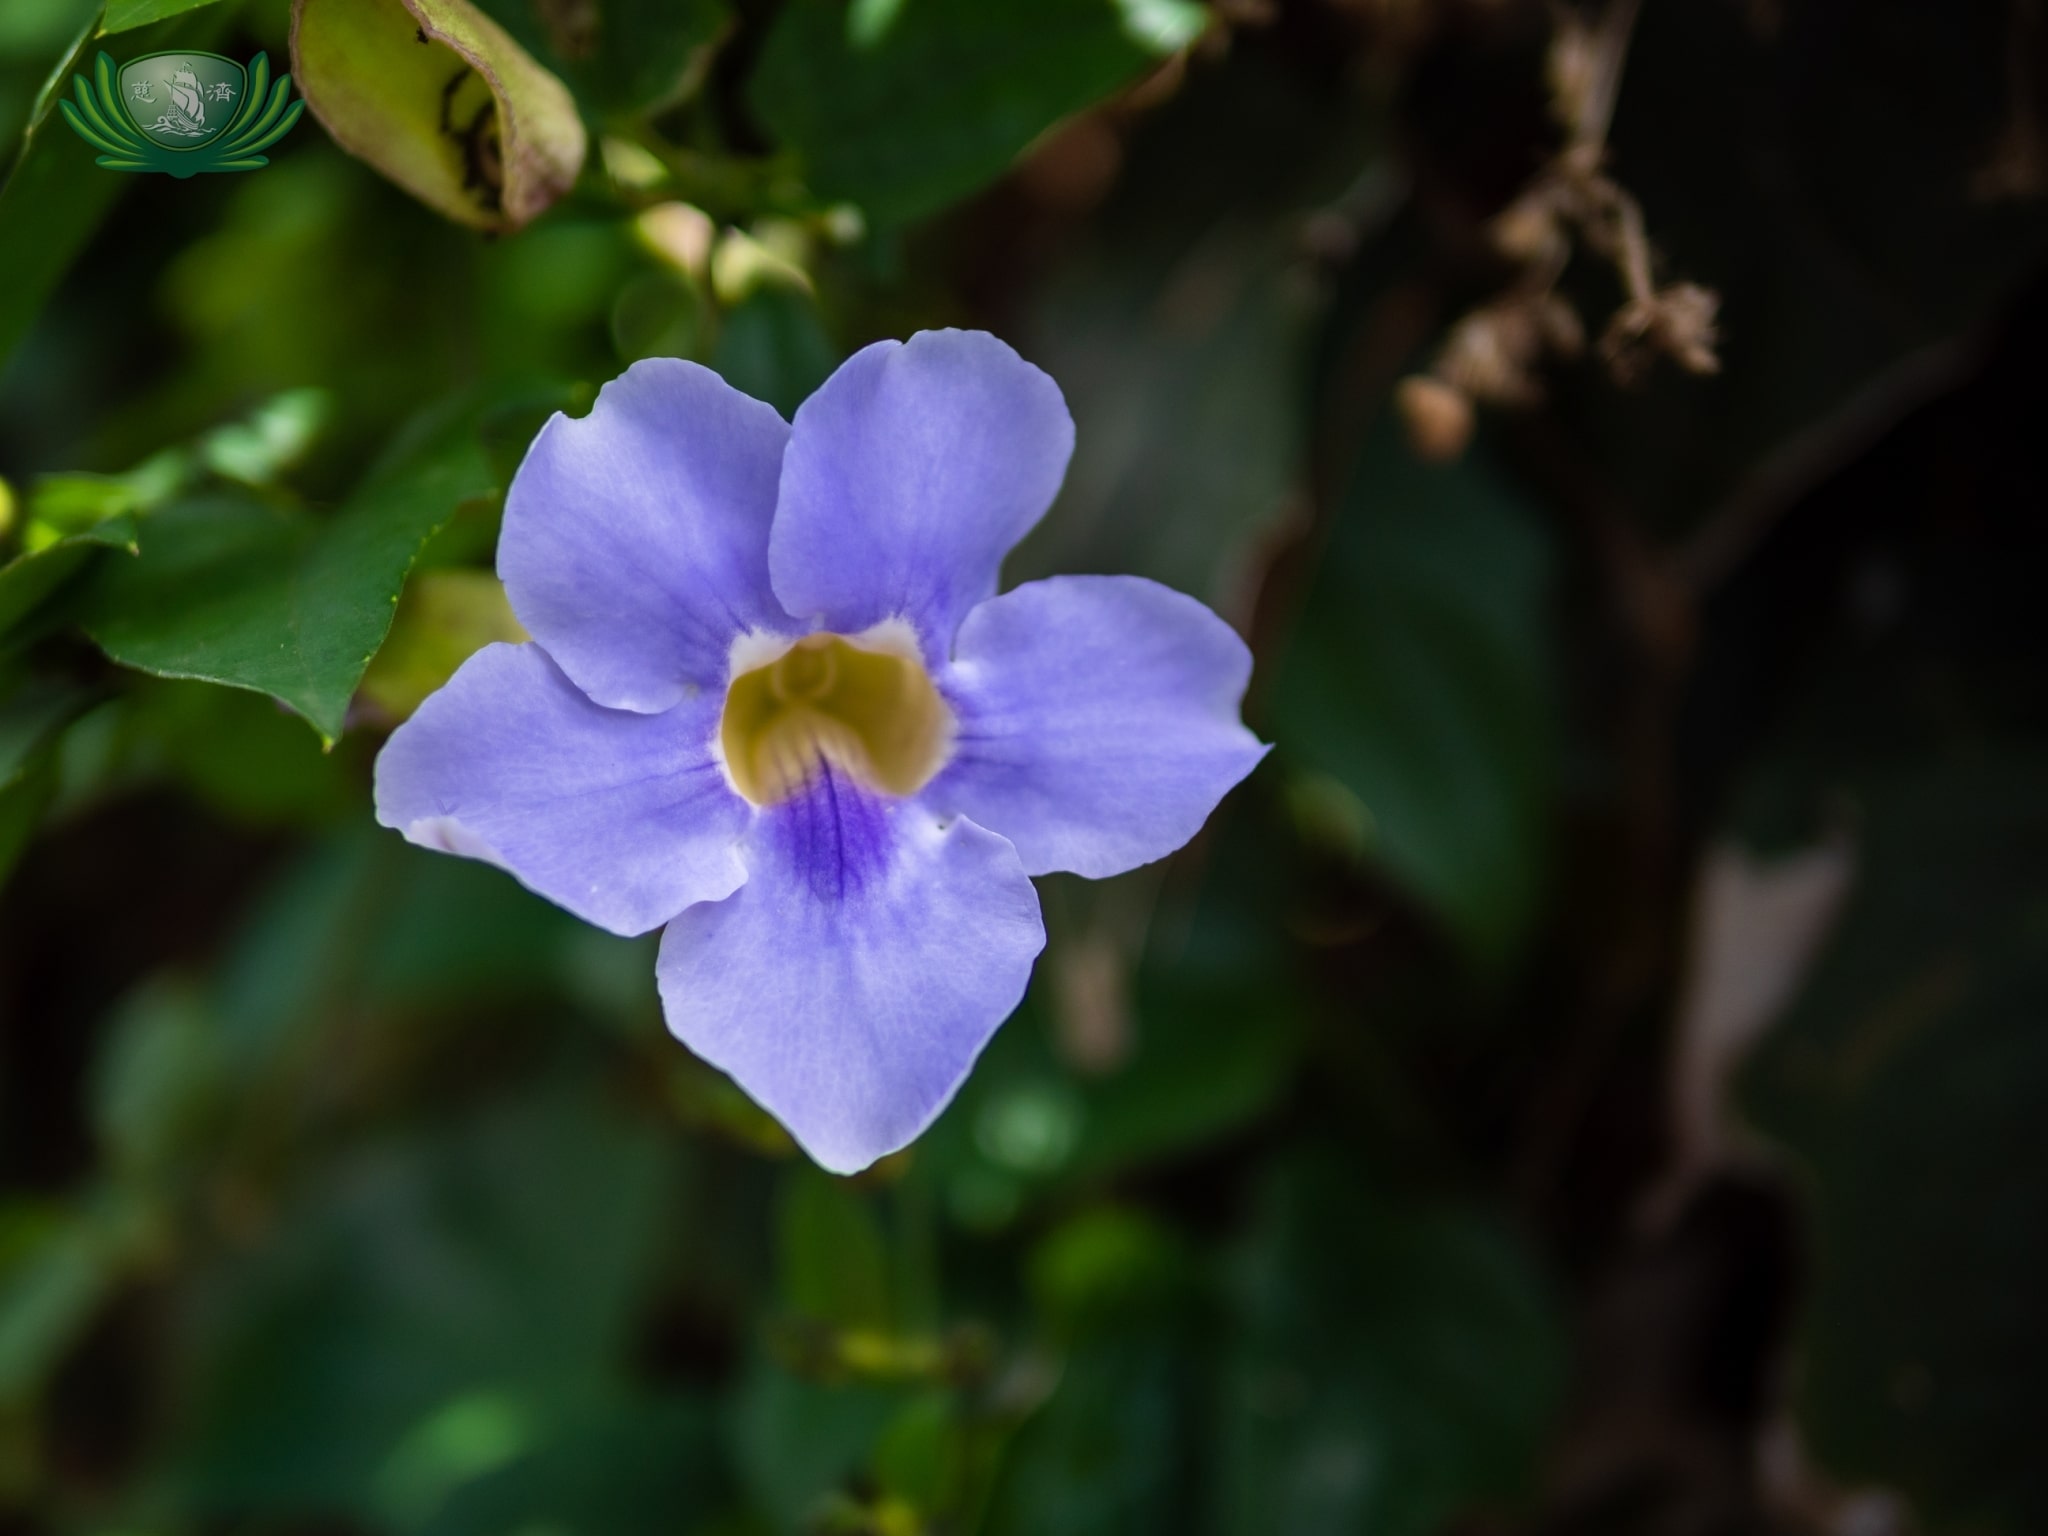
[356,566,526,724]
[290,0,587,232]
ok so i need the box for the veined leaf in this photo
[78,415,498,744]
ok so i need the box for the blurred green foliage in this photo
[3,1,2047,1534]
[1273,415,1556,964]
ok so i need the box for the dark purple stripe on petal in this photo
[657,782,1045,1174]
[768,761,894,902]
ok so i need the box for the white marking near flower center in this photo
[719,622,954,806]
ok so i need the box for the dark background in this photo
[2,0,2045,1532]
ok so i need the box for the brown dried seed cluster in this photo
[1603,282,1722,384]
[1397,0,1722,464]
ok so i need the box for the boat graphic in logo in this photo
[60,51,303,176]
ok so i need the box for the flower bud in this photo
[600,134,668,191]
[710,225,812,306]
[291,0,587,233]
[635,202,715,282]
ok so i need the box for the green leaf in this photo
[0,0,97,77]
[1213,1158,1566,1536]
[0,676,91,786]
[1740,754,2048,1536]
[1012,237,1308,611]
[170,1083,675,1514]
[470,0,730,117]
[777,1167,892,1332]
[0,1203,120,1407]
[1270,416,1559,965]
[913,964,1304,1232]
[730,1357,909,1535]
[0,672,87,887]
[710,282,838,421]
[99,0,230,32]
[0,388,336,648]
[77,415,498,744]
[29,444,189,530]
[0,10,124,372]
[129,680,363,825]
[416,1393,725,1536]
[0,751,55,889]
[1068,969,1302,1182]
[984,1325,1189,1535]
[871,1389,960,1515]
[356,567,525,725]
[0,511,136,641]
[1027,1207,1183,1339]
[1003,43,1369,622]
[749,0,1170,227]
[91,979,226,1180]
[357,837,626,1016]
[374,1390,539,1529]
[196,387,333,487]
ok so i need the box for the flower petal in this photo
[374,642,750,935]
[926,575,1268,878]
[769,330,1074,659]
[500,358,793,714]
[658,765,1045,1173]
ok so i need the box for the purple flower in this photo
[374,331,1266,1173]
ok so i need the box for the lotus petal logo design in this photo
[59,51,303,177]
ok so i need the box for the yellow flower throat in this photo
[719,632,953,807]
